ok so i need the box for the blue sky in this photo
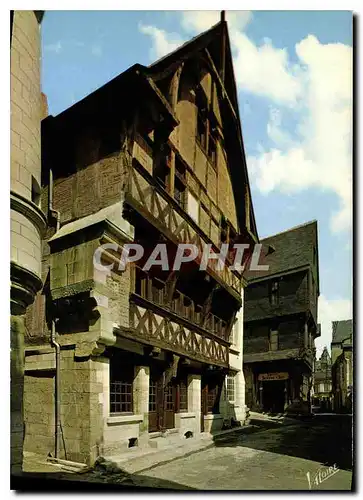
[41,11,353,355]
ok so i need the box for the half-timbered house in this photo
[243,221,320,415]
[23,14,258,464]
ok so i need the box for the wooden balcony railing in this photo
[133,266,231,342]
[126,149,243,299]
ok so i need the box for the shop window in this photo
[110,356,134,414]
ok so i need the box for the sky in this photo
[40,10,353,356]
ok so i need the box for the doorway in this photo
[262,380,286,413]
[148,367,176,432]
[201,370,223,431]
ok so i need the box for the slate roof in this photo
[332,319,353,344]
[245,220,319,286]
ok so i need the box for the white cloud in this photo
[138,13,352,233]
[266,106,293,148]
[316,295,352,356]
[181,10,252,34]
[232,31,302,105]
[44,41,62,54]
[248,35,352,232]
[91,44,102,57]
[138,23,185,60]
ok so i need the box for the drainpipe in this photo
[49,168,61,458]
[50,318,61,458]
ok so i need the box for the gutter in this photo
[49,168,62,458]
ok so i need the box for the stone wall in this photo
[11,10,42,199]
[24,369,55,456]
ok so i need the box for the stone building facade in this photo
[243,221,320,415]
[313,346,332,411]
[331,319,353,413]
[23,17,258,465]
[10,10,45,473]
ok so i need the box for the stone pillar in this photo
[60,348,105,466]
[187,374,201,434]
[233,370,246,423]
[134,366,150,446]
[10,316,25,474]
[11,10,45,474]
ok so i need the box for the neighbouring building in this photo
[313,346,332,412]
[22,15,259,465]
[331,319,353,413]
[10,10,45,473]
[243,221,320,415]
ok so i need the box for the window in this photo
[225,375,235,403]
[270,281,279,306]
[153,144,171,190]
[208,131,217,166]
[230,318,238,345]
[179,379,188,412]
[174,158,186,208]
[187,191,200,223]
[269,330,278,351]
[154,162,170,190]
[196,90,208,150]
[149,380,157,412]
[220,218,229,244]
[195,86,219,167]
[110,355,134,414]
[135,266,147,298]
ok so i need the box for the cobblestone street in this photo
[138,415,353,490]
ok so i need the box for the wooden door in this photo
[148,368,176,432]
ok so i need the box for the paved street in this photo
[138,415,353,490]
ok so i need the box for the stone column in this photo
[187,374,201,434]
[233,370,246,423]
[10,316,25,474]
[134,366,150,446]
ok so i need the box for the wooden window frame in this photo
[110,358,134,415]
[270,280,279,306]
[195,86,219,169]
[225,375,235,404]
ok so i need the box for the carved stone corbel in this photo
[74,340,106,359]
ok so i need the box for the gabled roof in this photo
[146,19,258,241]
[332,319,353,344]
[245,220,319,285]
